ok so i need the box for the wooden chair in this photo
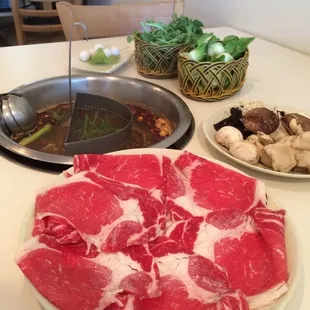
[10,0,67,45]
[56,1,175,41]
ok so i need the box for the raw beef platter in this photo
[16,150,291,310]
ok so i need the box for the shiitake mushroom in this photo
[243,108,280,134]
[282,113,310,134]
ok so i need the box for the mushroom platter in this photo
[203,100,310,177]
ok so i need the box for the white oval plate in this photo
[71,46,134,74]
[203,103,310,179]
[18,149,301,310]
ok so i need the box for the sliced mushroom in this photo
[229,141,260,164]
[282,113,310,133]
[264,141,297,173]
[259,147,273,168]
[243,108,280,134]
[279,135,295,144]
[295,150,310,172]
[269,123,290,142]
[246,134,259,144]
[257,132,274,145]
[292,131,310,151]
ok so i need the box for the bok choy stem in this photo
[19,123,53,147]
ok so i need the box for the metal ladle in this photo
[68,21,89,109]
[0,92,37,134]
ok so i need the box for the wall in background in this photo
[184,0,310,55]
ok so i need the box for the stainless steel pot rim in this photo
[0,74,193,166]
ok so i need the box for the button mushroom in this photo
[243,107,280,134]
[264,141,297,173]
[215,126,243,149]
[229,141,260,164]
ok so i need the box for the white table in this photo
[0,27,309,310]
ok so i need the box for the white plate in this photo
[71,46,134,74]
[203,104,310,179]
[18,149,301,310]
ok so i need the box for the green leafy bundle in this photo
[183,33,255,63]
[89,49,120,65]
[127,14,204,46]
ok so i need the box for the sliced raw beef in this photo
[214,207,288,308]
[16,238,161,310]
[33,171,166,253]
[142,236,249,310]
[165,209,254,258]
[164,152,267,217]
[17,151,289,310]
[164,203,288,307]
[135,278,249,310]
[73,154,165,190]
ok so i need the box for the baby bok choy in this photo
[182,33,255,63]
[181,33,255,89]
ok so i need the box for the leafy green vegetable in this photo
[51,107,70,124]
[73,111,120,142]
[187,44,207,61]
[207,42,225,57]
[180,33,255,92]
[223,37,255,59]
[223,35,239,43]
[127,14,204,46]
[183,33,255,63]
[89,49,120,65]
[216,52,234,62]
[196,33,219,46]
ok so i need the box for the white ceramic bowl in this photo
[203,104,310,179]
[18,149,301,310]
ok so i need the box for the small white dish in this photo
[203,103,310,179]
[72,46,134,74]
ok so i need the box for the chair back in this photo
[56,1,174,41]
[10,0,65,45]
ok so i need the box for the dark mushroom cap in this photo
[282,113,310,132]
[243,108,280,134]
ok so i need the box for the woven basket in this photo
[177,50,249,102]
[134,38,187,79]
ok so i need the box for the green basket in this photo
[177,50,249,102]
[134,38,187,79]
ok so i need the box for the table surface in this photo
[0,27,309,310]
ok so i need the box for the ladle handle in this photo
[0,92,22,99]
[68,21,89,111]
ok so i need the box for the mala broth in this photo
[12,103,173,155]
